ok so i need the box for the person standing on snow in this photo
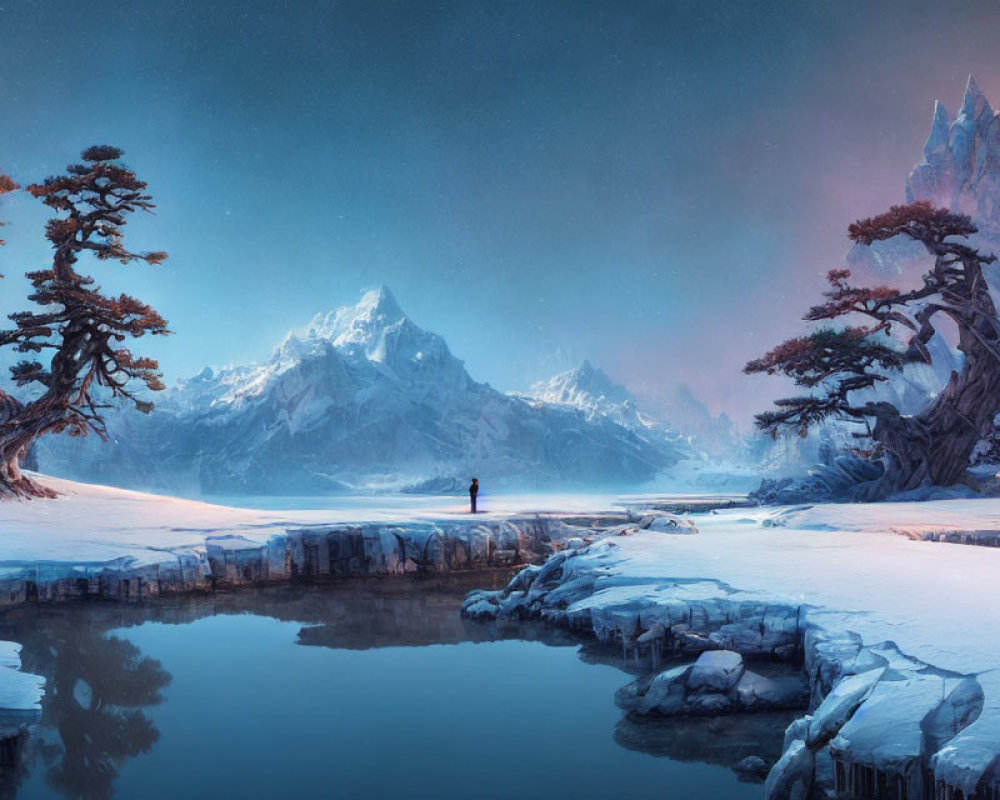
[469,478,479,514]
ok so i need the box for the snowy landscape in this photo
[8,3,1000,800]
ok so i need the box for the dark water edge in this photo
[0,575,780,800]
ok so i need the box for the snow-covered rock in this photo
[616,649,807,717]
[806,668,884,747]
[735,670,809,710]
[688,649,745,692]
[640,512,699,534]
[35,288,686,495]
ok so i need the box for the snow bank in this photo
[0,476,728,604]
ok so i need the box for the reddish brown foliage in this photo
[805,269,901,323]
[744,327,909,388]
[0,145,170,477]
[746,200,998,442]
[848,201,976,245]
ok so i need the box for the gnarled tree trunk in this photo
[864,325,1000,499]
[0,395,57,499]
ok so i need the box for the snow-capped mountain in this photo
[529,360,631,409]
[524,361,695,456]
[522,362,772,491]
[36,288,685,495]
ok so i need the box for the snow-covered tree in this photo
[746,202,1000,500]
[0,146,169,499]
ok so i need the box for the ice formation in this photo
[462,500,1000,799]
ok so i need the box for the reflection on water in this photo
[2,611,171,800]
[0,576,772,800]
[615,710,799,767]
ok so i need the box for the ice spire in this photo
[923,100,951,158]
[960,74,991,123]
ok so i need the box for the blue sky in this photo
[2,0,1000,424]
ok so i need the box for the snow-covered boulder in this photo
[615,664,691,715]
[616,650,807,717]
[829,674,954,799]
[735,671,809,710]
[688,649,745,692]
[806,668,884,747]
[931,670,1000,797]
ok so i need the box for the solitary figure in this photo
[469,477,479,514]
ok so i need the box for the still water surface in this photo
[6,578,769,799]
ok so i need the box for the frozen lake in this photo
[4,578,773,800]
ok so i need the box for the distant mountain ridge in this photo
[37,288,686,494]
[523,360,696,458]
[529,360,632,408]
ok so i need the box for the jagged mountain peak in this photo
[923,100,950,158]
[961,74,991,120]
[531,361,632,406]
[307,286,408,344]
[906,76,1000,230]
[356,285,404,322]
[270,330,332,367]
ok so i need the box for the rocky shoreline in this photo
[462,535,1000,800]
[0,504,696,775]
[0,513,589,608]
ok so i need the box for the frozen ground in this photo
[538,503,1000,674]
[1,476,999,674]
[0,474,737,567]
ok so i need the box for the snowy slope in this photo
[524,361,695,455]
[36,289,685,495]
[522,362,769,491]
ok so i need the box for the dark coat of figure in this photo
[469,478,479,514]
